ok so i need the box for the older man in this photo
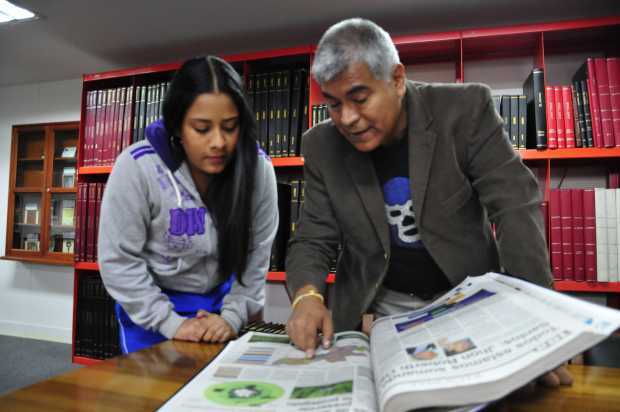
[285,18,568,386]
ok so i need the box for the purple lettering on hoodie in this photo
[169,207,207,237]
[169,209,187,236]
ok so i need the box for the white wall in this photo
[0,78,82,343]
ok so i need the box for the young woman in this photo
[98,56,278,354]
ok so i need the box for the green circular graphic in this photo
[204,381,285,406]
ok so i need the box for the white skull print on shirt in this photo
[383,176,423,249]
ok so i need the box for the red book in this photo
[541,201,549,245]
[594,58,615,147]
[74,182,83,262]
[100,89,112,167]
[108,88,119,166]
[554,86,565,148]
[560,189,574,279]
[83,91,95,167]
[86,182,97,261]
[609,170,620,189]
[562,86,576,148]
[607,57,620,147]
[583,188,597,282]
[571,189,585,281]
[587,59,603,148]
[114,87,126,161]
[545,86,558,149]
[79,182,89,262]
[122,87,133,154]
[550,189,562,280]
[93,90,104,166]
[94,183,104,261]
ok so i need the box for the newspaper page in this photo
[158,331,377,412]
[370,272,620,411]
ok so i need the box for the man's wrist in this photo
[292,285,324,309]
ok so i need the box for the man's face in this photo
[321,61,406,152]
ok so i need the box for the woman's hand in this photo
[197,310,236,343]
[174,316,210,342]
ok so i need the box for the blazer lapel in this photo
[345,149,390,253]
[407,81,436,221]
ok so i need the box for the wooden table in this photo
[1,340,619,411]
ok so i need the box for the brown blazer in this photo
[286,80,552,332]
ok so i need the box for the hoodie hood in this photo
[146,119,182,172]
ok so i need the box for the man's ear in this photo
[392,63,406,97]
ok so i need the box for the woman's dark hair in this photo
[163,56,257,286]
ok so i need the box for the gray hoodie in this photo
[98,120,278,339]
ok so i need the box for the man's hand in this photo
[286,287,333,358]
[537,364,573,387]
[199,311,237,343]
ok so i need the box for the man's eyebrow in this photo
[346,85,369,96]
[322,85,369,100]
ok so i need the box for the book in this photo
[158,273,620,412]
[61,146,77,158]
[62,232,75,253]
[523,69,546,149]
[61,199,75,226]
[24,202,39,225]
[62,166,76,188]
[24,233,39,251]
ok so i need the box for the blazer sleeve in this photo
[285,132,341,297]
[465,84,553,287]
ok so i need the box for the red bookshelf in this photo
[79,166,112,175]
[555,281,620,293]
[70,15,620,364]
[267,271,335,284]
[73,356,102,366]
[520,147,620,160]
[75,261,99,271]
[271,157,304,167]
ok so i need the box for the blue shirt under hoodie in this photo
[98,120,279,339]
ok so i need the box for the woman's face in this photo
[180,92,240,175]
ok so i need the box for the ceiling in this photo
[1,0,618,87]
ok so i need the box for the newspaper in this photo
[158,272,620,412]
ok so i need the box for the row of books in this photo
[74,182,106,262]
[523,57,620,150]
[311,103,330,127]
[573,57,620,148]
[492,94,528,149]
[246,69,310,158]
[269,179,338,274]
[270,180,305,271]
[74,272,120,359]
[550,188,620,282]
[82,81,170,167]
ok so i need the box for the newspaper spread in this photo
[158,272,620,412]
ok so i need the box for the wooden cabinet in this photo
[4,122,79,265]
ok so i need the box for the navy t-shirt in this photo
[371,132,451,299]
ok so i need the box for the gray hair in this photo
[311,18,401,85]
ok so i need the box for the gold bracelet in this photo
[292,289,324,309]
